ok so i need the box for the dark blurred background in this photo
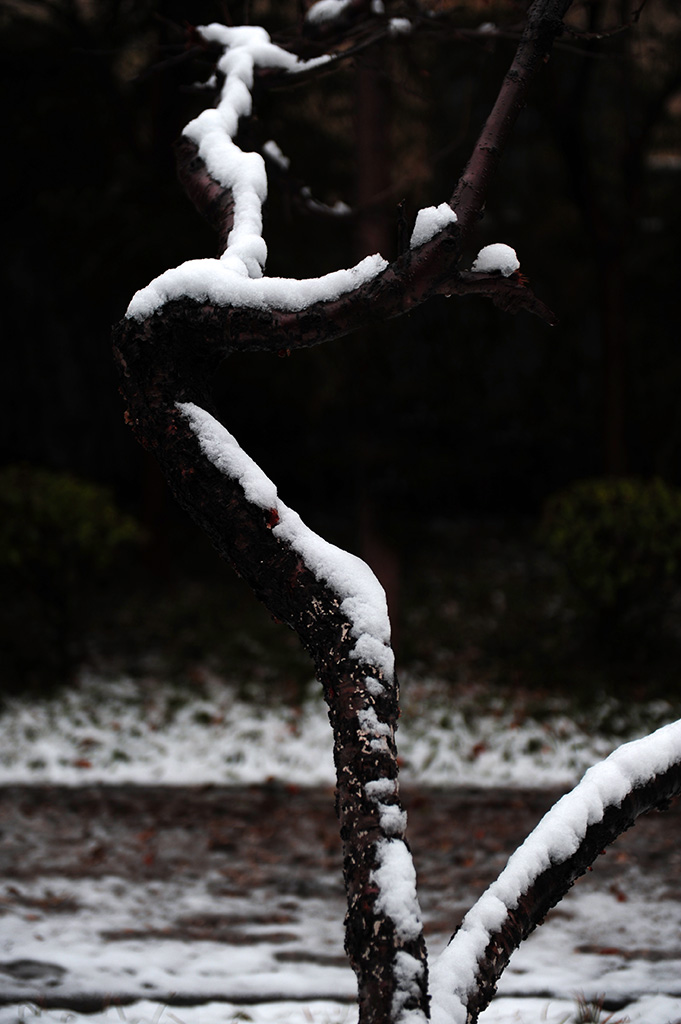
[2,0,681,699]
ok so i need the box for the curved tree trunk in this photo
[110,5,611,1022]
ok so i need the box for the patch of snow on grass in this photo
[3,997,681,1024]
[0,674,678,788]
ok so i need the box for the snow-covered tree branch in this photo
[112,3,681,1023]
[430,719,681,1023]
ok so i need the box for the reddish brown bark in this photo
[452,0,574,241]
[175,136,236,254]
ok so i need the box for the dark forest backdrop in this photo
[2,0,681,694]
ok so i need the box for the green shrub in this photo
[0,464,143,689]
[540,476,681,625]
[0,464,142,580]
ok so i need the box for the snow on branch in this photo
[124,13,557,335]
[126,22,397,322]
[143,24,329,286]
[429,719,681,1024]
[176,401,395,680]
[304,0,379,37]
[169,400,430,1020]
[471,243,520,277]
[113,4,584,1022]
[126,252,387,322]
[262,140,352,221]
[410,204,458,249]
[306,0,356,27]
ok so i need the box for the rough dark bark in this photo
[112,4,578,1022]
[114,306,427,1022]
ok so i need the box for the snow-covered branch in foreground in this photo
[429,719,681,1024]
[127,21,389,321]
[127,253,387,322]
[128,23,342,314]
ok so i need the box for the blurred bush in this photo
[0,464,143,692]
[541,477,681,641]
[0,464,142,577]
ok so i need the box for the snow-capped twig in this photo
[304,0,376,38]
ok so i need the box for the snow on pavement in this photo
[2,861,681,1024]
[1,674,681,1024]
[4,997,681,1024]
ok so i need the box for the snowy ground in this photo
[2,842,681,1023]
[1,674,681,1024]
[3,872,681,1024]
[0,673,678,789]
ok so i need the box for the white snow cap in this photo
[184,24,340,281]
[410,203,458,249]
[305,0,353,25]
[389,18,412,36]
[262,139,290,171]
[184,25,294,279]
[471,242,520,277]
[371,838,423,942]
[392,951,428,1024]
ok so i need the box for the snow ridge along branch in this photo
[171,401,427,1024]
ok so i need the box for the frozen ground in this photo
[1,675,680,1024]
